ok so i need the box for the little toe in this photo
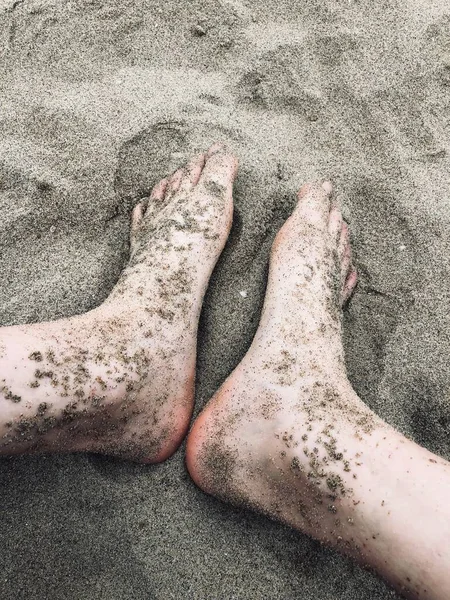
[343,266,358,304]
[197,147,238,196]
[342,240,352,281]
[294,181,333,230]
[178,153,207,193]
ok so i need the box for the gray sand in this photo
[0,0,449,597]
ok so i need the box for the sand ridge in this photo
[0,0,449,598]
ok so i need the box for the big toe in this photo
[197,144,239,196]
[293,181,333,230]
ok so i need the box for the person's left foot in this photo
[185,182,380,543]
[0,143,238,462]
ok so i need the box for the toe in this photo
[149,177,169,203]
[143,177,169,221]
[178,153,207,193]
[342,241,352,284]
[339,222,352,273]
[131,202,144,229]
[206,142,227,156]
[343,266,358,304]
[167,168,184,196]
[339,220,356,304]
[328,204,343,240]
[294,181,333,230]
[197,146,239,195]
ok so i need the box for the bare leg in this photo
[0,143,238,462]
[186,182,450,600]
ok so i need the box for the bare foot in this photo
[0,143,238,463]
[186,183,450,600]
[186,182,382,541]
[187,182,450,600]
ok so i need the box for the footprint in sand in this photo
[235,34,358,122]
[114,121,188,209]
[114,119,242,211]
[236,44,324,121]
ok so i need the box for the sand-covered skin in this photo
[0,0,449,598]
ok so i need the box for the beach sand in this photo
[0,0,449,597]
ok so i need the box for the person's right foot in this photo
[186,182,384,547]
[0,144,238,463]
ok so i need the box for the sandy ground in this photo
[0,0,449,598]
